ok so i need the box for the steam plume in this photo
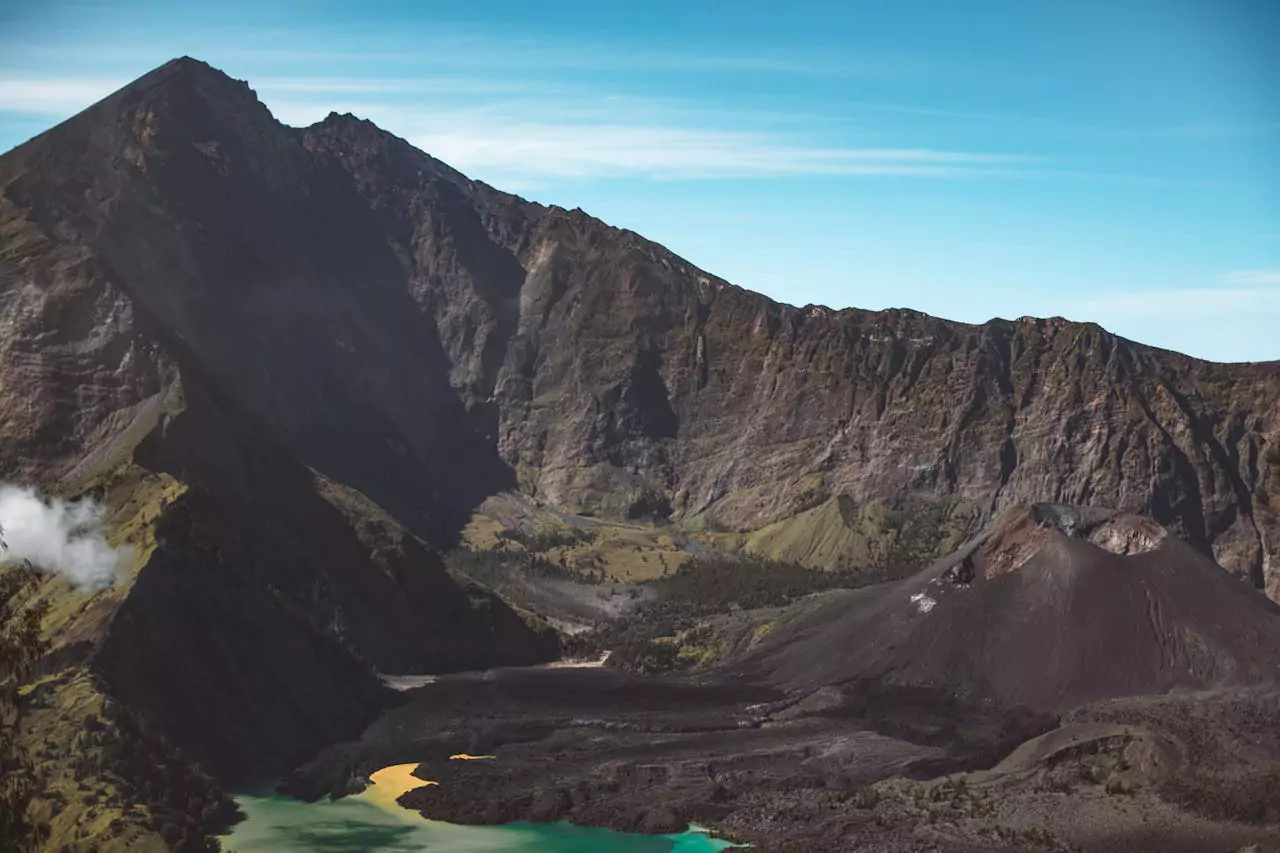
[0,484,124,589]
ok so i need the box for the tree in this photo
[1,524,49,853]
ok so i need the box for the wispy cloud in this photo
[0,73,560,114]
[0,76,127,114]
[836,100,1012,123]
[1044,267,1280,363]
[267,92,1030,182]
[1077,287,1280,319]
[1073,271,1280,320]
[1221,269,1280,286]
[256,77,551,95]
[0,70,1032,183]
[413,126,1021,180]
[1056,282,1280,363]
[214,36,925,78]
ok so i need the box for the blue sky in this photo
[1,0,1278,362]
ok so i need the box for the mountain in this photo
[0,57,560,848]
[2,56,1280,849]
[736,504,1280,709]
[5,58,1280,598]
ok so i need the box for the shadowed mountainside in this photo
[0,57,560,842]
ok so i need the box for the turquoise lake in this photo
[220,789,739,853]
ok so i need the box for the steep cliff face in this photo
[0,57,558,787]
[91,373,558,782]
[296,69,1280,598]
[2,57,1279,646]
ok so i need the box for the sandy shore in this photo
[355,764,438,816]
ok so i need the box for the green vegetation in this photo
[460,494,703,582]
[649,555,861,611]
[569,553,919,673]
[867,500,955,578]
[447,545,580,587]
[496,526,598,553]
[1,554,49,853]
[749,620,776,646]
[462,491,973,588]
[697,496,975,574]
[3,474,236,853]
[22,668,233,853]
[457,495,970,677]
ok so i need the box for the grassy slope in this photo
[14,463,227,853]
[461,493,693,583]
[462,491,980,580]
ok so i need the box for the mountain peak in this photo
[135,55,262,107]
[159,55,219,74]
[0,57,272,168]
[313,110,392,146]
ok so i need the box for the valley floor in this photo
[280,665,1280,852]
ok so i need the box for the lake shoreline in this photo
[220,761,739,852]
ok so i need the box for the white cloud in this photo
[0,484,127,589]
[1,71,1031,183]
[1048,280,1280,363]
[255,77,548,95]
[1221,269,1280,287]
[266,94,1028,182]
[410,125,1023,180]
[215,37,922,78]
[1076,287,1280,318]
[0,76,128,114]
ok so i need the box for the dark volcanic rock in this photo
[0,57,557,783]
[92,375,558,780]
[738,506,1280,710]
[298,663,1280,852]
[0,57,510,541]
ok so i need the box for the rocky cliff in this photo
[2,56,1279,789]
[0,56,559,798]
[300,68,1280,598]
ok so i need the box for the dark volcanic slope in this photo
[0,57,558,783]
[2,57,1280,603]
[0,57,509,541]
[740,506,1280,711]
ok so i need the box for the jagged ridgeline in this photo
[3,57,1279,602]
[1,56,1280,851]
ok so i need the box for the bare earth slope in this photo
[739,505,1280,709]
